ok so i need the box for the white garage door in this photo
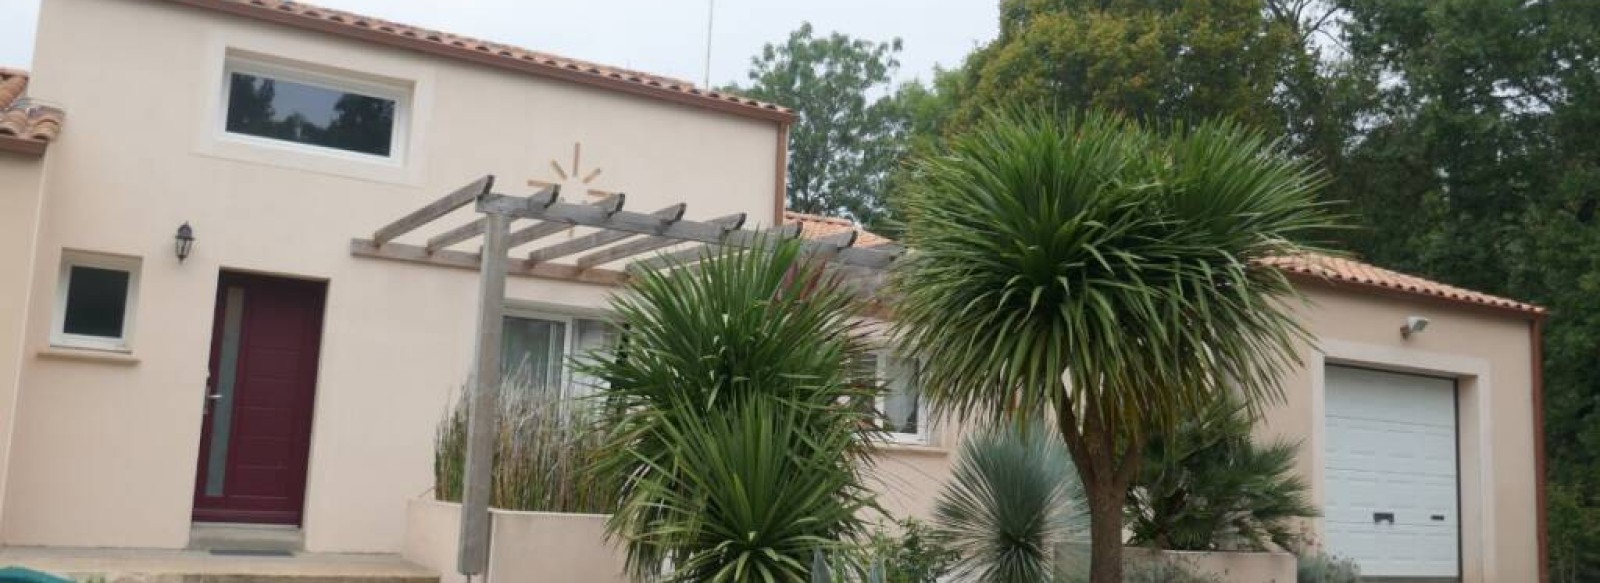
[1324,365,1459,579]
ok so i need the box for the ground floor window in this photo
[501,311,615,398]
[857,350,930,444]
[52,250,141,351]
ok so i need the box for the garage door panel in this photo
[1324,366,1459,579]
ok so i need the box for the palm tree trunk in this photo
[1083,459,1126,583]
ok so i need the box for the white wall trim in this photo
[1312,338,1495,581]
[193,25,435,186]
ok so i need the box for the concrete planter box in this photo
[1125,547,1297,583]
[402,498,627,583]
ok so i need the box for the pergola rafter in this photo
[348,175,901,577]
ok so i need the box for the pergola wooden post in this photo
[353,174,901,578]
[458,211,509,575]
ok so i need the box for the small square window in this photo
[221,57,408,161]
[53,251,141,351]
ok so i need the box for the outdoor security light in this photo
[1401,316,1430,338]
[175,222,195,263]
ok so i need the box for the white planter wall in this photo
[402,498,628,583]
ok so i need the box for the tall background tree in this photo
[724,23,908,232]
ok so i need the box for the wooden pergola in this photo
[351,175,901,577]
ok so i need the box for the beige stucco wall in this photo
[2,0,779,552]
[0,153,48,538]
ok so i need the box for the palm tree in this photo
[934,420,1088,582]
[582,238,881,582]
[890,109,1335,583]
[1126,395,1318,552]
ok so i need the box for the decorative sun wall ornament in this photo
[528,142,620,236]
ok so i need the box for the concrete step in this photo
[0,546,439,583]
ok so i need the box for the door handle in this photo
[1373,512,1395,524]
[208,393,223,400]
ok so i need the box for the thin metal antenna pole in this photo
[703,0,715,88]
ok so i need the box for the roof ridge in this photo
[174,0,792,120]
[273,0,697,88]
[784,210,857,226]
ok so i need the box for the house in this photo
[0,0,1545,582]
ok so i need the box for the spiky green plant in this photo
[934,420,1088,583]
[891,108,1337,583]
[432,376,616,513]
[1126,395,1317,551]
[582,238,881,582]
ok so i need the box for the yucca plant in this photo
[891,108,1337,583]
[1126,395,1317,552]
[934,420,1089,583]
[433,375,616,514]
[582,237,881,582]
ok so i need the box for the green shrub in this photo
[1296,554,1360,583]
[432,378,615,514]
[859,518,960,583]
[1126,395,1317,551]
[1122,557,1223,583]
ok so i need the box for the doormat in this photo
[208,549,294,557]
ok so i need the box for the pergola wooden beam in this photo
[527,203,686,264]
[506,192,623,250]
[480,195,899,269]
[629,222,803,270]
[575,212,746,269]
[424,186,558,253]
[372,175,494,246]
[350,239,627,285]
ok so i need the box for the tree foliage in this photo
[940,0,1305,134]
[726,23,907,231]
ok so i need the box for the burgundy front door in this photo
[193,271,326,524]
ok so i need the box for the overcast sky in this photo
[0,0,997,88]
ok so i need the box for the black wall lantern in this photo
[175,222,195,263]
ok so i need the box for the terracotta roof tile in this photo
[784,211,894,248]
[166,0,792,121]
[0,69,63,146]
[1264,253,1545,315]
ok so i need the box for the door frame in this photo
[1312,338,1495,581]
[1323,363,1462,580]
[191,270,328,525]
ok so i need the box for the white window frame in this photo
[51,251,141,352]
[501,306,614,398]
[872,350,932,445]
[218,55,411,166]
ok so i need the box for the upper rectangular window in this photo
[53,251,141,351]
[221,57,406,161]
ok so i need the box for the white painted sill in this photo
[873,441,949,457]
[38,345,140,366]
